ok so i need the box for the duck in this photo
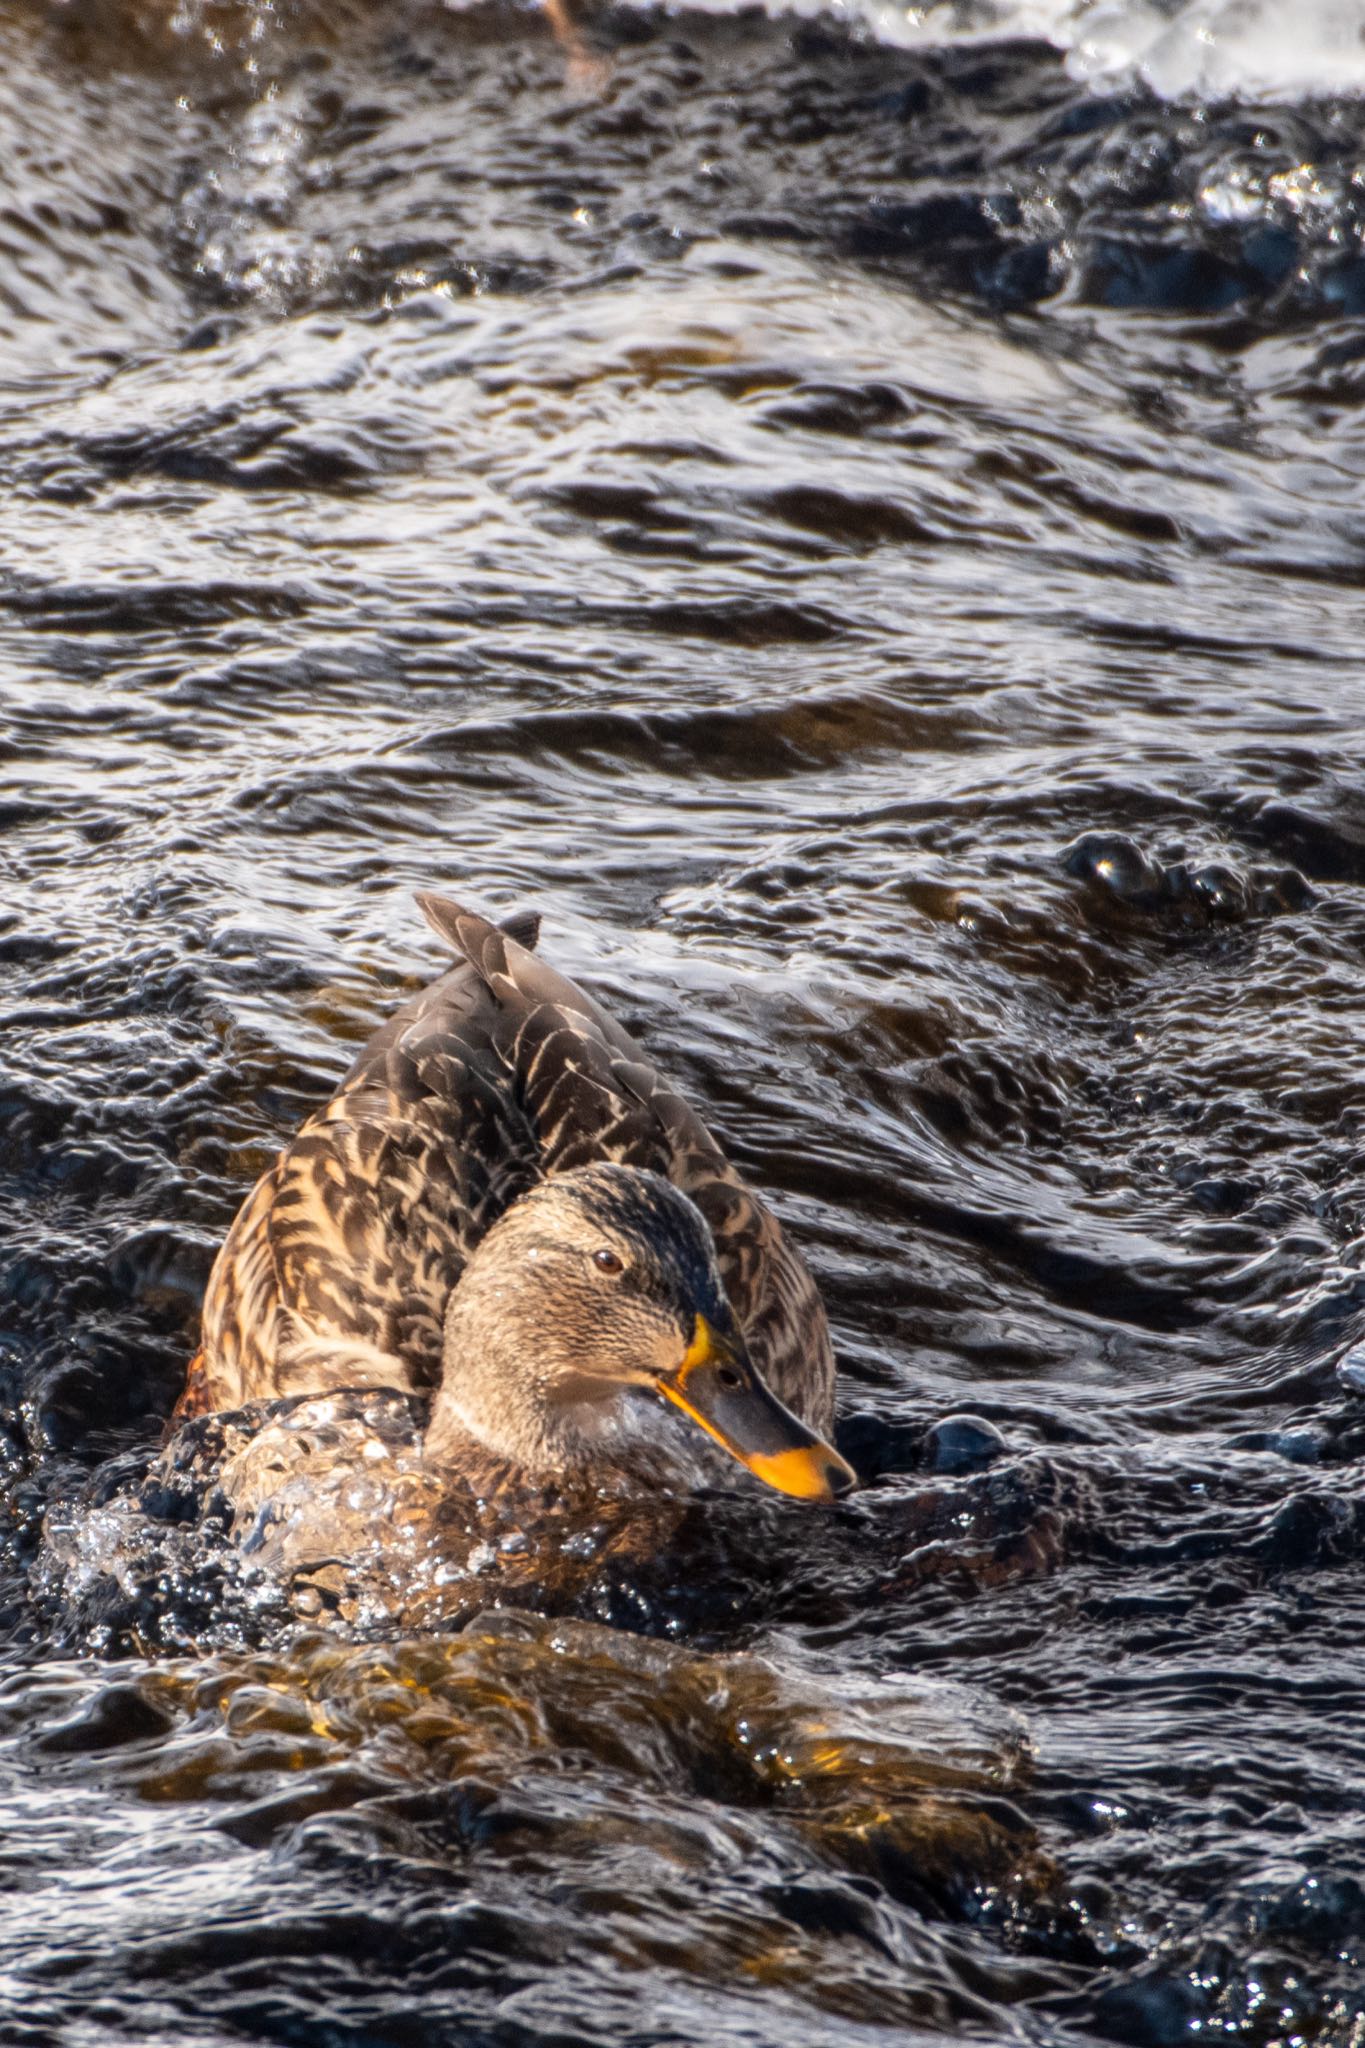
[172,893,855,1515]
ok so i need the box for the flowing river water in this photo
[5,1,1365,2042]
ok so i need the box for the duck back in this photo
[179,898,835,1431]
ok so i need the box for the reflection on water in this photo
[4,1616,1047,2044]
[4,0,1365,2041]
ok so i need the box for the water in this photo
[778,0,1365,99]
[5,0,1365,2040]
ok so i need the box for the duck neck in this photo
[424,1367,547,1479]
[423,1278,606,1482]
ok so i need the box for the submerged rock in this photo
[1061,830,1313,928]
[922,1413,1008,1475]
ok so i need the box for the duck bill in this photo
[658,1316,857,1504]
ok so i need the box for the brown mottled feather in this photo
[179,899,834,1431]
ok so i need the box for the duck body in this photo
[177,896,846,1509]
[151,1386,712,1633]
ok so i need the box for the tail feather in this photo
[499,909,542,952]
[416,892,540,965]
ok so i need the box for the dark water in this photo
[5,0,1365,2040]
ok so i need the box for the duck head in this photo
[425,1163,855,1503]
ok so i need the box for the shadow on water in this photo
[3,0,1365,2040]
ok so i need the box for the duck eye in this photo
[716,1363,743,1390]
[593,1248,624,1275]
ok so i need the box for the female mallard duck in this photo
[174,894,854,1509]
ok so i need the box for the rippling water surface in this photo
[6,1,1365,2041]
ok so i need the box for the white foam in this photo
[662,0,1365,101]
[1056,0,1365,100]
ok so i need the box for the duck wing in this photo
[412,896,834,1425]
[187,913,542,1418]
[183,899,834,1430]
